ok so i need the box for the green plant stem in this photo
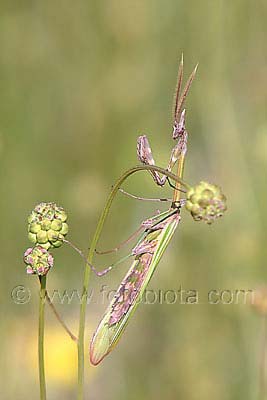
[76,164,190,400]
[259,315,267,400]
[39,276,47,400]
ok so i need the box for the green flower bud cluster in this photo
[185,181,227,224]
[28,202,68,249]
[24,246,54,276]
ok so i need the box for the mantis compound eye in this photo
[185,181,227,224]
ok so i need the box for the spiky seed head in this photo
[23,246,54,276]
[28,202,68,249]
[185,181,227,224]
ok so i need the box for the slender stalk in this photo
[259,315,267,400]
[76,164,190,400]
[39,276,47,400]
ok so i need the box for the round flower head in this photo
[24,246,54,276]
[185,181,227,224]
[28,202,68,249]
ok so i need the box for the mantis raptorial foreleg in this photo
[137,134,180,187]
[137,119,188,188]
[137,56,197,188]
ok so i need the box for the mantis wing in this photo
[90,211,180,365]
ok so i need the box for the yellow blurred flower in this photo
[29,325,77,386]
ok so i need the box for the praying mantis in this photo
[89,57,200,365]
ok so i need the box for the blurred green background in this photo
[1,0,267,399]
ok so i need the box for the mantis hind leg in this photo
[119,188,172,203]
[63,238,133,277]
[95,208,178,256]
